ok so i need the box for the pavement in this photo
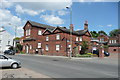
[0,67,50,79]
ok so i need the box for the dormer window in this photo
[76,37,79,41]
[26,29,31,36]
[56,34,60,40]
[38,30,42,35]
[80,37,82,41]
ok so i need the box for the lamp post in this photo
[8,23,17,53]
[66,6,72,59]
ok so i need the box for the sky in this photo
[0,0,119,37]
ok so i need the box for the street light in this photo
[66,6,72,59]
[8,23,17,53]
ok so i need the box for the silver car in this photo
[0,54,21,69]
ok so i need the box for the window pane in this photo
[38,30,42,35]
[56,34,60,40]
[56,45,60,51]
[46,36,49,41]
[46,44,49,51]
[80,37,82,41]
[38,43,41,48]
[76,37,78,41]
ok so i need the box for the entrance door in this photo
[26,45,29,54]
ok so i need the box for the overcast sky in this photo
[0,0,119,37]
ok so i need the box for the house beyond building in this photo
[21,20,91,56]
[0,27,14,53]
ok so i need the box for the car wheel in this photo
[11,63,18,69]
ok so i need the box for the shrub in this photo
[20,51,25,54]
[87,53,93,55]
[76,54,91,57]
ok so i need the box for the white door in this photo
[26,46,29,54]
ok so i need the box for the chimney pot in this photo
[84,20,88,30]
[70,24,74,31]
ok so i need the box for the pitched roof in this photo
[109,43,120,47]
[28,20,55,30]
[26,20,90,36]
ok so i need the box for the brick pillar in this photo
[99,44,104,58]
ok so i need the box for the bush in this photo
[87,53,93,55]
[76,54,91,57]
[20,51,25,54]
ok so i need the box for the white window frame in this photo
[79,37,82,41]
[46,44,49,51]
[38,42,41,48]
[26,29,31,36]
[30,45,32,49]
[76,37,79,41]
[114,40,116,43]
[100,38,104,42]
[56,45,60,51]
[56,34,60,40]
[38,30,42,35]
[68,44,71,51]
[26,30,28,36]
[28,29,31,35]
[109,40,111,43]
[46,36,49,41]
[79,46,81,50]
[112,40,114,43]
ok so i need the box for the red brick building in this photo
[21,20,91,56]
[108,31,120,54]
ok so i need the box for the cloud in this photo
[15,5,44,16]
[78,0,85,2]
[0,9,21,26]
[73,0,119,2]
[17,26,24,37]
[40,15,64,25]
[107,24,112,27]
[58,10,68,16]
[0,0,13,8]
[98,25,103,27]
[0,9,25,37]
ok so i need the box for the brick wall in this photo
[108,47,120,54]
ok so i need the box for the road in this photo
[8,54,118,78]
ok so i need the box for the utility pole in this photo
[66,6,72,59]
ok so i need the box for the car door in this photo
[0,55,11,67]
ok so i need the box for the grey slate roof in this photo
[28,20,89,36]
[109,43,120,47]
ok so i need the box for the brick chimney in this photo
[84,20,88,30]
[70,24,74,31]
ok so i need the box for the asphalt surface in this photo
[8,54,118,78]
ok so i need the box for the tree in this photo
[109,29,120,37]
[90,31,99,38]
[16,44,23,52]
[9,46,14,50]
[98,30,107,36]
[14,37,20,40]
[80,41,89,54]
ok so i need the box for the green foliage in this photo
[9,46,14,50]
[20,51,25,54]
[103,45,108,48]
[98,30,107,35]
[87,53,93,55]
[109,29,120,37]
[90,31,99,38]
[76,54,91,57]
[16,44,23,51]
[14,37,20,40]
[81,41,89,54]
